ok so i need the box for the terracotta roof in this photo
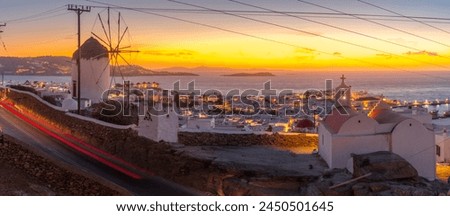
[368,101,408,124]
[296,119,314,128]
[369,108,408,125]
[72,37,108,60]
[322,106,357,134]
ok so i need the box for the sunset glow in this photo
[2,0,450,72]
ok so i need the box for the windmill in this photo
[91,8,139,89]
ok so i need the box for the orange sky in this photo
[2,0,450,72]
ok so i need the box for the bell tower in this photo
[335,74,352,107]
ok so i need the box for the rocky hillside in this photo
[0,56,71,76]
[0,134,126,195]
[302,152,450,196]
[0,56,198,76]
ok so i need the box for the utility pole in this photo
[68,5,91,114]
[0,23,5,87]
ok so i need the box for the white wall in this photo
[319,114,389,169]
[318,123,333,167]
[329,134,390,168]
[71,58,111,104]
[436,132,450,163]
[136,109,179,143]
[392,119,436,180]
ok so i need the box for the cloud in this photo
[333,52,342,56]
[295,48,316,54]
[404,50,438,56]
[144,49,197,58]
[293,48,318,61]
[376,53,393,59]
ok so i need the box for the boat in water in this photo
[443,110,450,118]
[429,110,439,119]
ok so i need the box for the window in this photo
[436,145,441,157]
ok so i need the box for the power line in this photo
[228,0,450,66]
[86,0,445,75]
[9,12,69,25]
[68,4,92,115]
[357,0,450,35]
[167,0,450,70]
[296,0,450,49]
[85,1,312,54]
[86,0,450,83]
[4,6,66,24]
[83,5,450,23]
[81,4,450,27]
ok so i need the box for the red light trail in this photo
[0,101,143,179]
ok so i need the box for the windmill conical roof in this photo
[72,37,108,60]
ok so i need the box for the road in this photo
[0,106,197,195]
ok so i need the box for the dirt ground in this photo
[0,163,55,195]
[272,145,317,154]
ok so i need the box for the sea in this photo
[3,71,450,124]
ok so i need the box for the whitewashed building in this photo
[71,37,111,104]
[136,111,179,143]
[319,76,436,180]
[435,129,450,163]
[135,101,179,143]
[319,102,436,180]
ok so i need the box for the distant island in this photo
[116,65,199,76]
[137,72,199,76]
[223,72,275,77]
[0,56,199,77]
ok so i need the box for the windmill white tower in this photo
[90,8,178,142]
[70,37,110,105]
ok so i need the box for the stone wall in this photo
[4,89,137,147]
[0,135,123,195]
[2,88,218,191]
[3,89,152,169]
[2,88,321,194]
[178,132,318,147]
